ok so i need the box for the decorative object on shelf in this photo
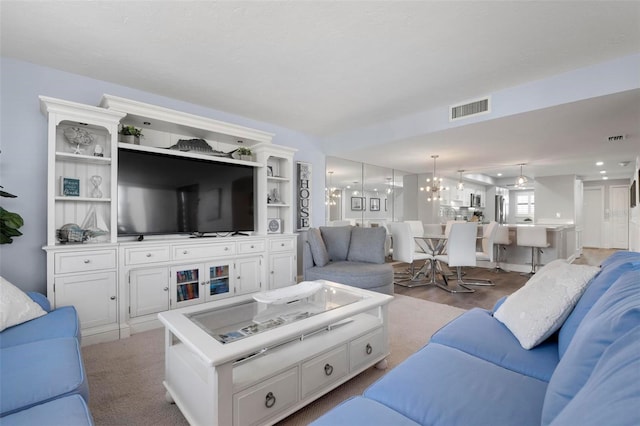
[370,197,380,211]
[57,223,87,243]
[118,125,143,145]
[89,175,103,199]
[515,163,528,187]
[268,188,281,204]
[420,154,449,202]
[252,280,322,305]
[297,161,311,230]
[0,185,24,244]
[351,196,364,211]
[267,218,283,234]
[234,147,253,161]
[267,165,274,177]
[80,205,109,242]
[60,177,80,197]
[63,127,94,154]
[93,144,104,157]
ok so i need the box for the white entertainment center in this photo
[40,95,298,345]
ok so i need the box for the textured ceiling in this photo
[1,1,639,181]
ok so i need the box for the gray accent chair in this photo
[303,226,394,295]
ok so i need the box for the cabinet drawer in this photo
[349,328,385,372]
[269,238,294,252]
[233,367,299,426]
[238,240,266,255]
[173,243,235,261]
[301,345,348,399]
[54,250,116,274]
[124,246,171,265]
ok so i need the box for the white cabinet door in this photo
[203,262,233,302]
[269,253,296,289]
[129,268,169,317]
[235,256,262,295]
[54,272,117,329]
[170,264,206,308]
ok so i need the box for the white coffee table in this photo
[158,280,393,426]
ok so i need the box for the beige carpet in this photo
[83,295,466,426]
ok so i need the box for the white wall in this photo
[0,57,326,292]
[629,156,640,252]
[535,175,577,223]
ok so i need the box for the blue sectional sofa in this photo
[311,251,640,426]
[0,292,94,425]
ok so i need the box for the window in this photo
[516,191,535,220]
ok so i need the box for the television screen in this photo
[117,148,254,236]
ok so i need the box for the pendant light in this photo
[423,155,447,201]
[515,163,528,187]
[456,170,465,191]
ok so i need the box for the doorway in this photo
[583,186,604,248]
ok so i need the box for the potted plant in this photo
[1,186,24,244]
[236,147,252,161]
[119,125,143,145]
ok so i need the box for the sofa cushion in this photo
[494,262,599,349]
[547,326,640,426]
[304,261,393,292]
[0,394,94,426]
[0,337,89,416]
[364,343,548,426]
[309,396,420,426]
[0,306,80,349]
[431,308,559,382]
[542,269,640,424]
[557,251,640,357]
[320,226,352,261]
[347,226,386,264]
[307,228,329,267]
[26,292,51,312]
[0,277,47,332]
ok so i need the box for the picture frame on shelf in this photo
[267,165,274,177]
[60,176,80,197]
[351,197,364,211]
[370,198,380,211]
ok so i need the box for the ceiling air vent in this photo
[450,97,491,121]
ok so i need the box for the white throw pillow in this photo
[494,262,599,350]
[0,276,47,332]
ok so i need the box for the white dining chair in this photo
[434,222,492,292]
[404,220,425,253]
[388,222,433,287]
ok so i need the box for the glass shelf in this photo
[55,152,111,164]
[55,197,111,202]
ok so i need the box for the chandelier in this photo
[325,171,341,206]
[515,163,528,187]
[421,155,448,201]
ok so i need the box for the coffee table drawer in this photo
[234,367,299,426]
[350,327,385,371]
[301,345,348,399]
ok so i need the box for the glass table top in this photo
[187,283,364,344]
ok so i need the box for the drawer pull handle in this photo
[163,287,169,291]
[265,392,276,408]
[224,247,229,251]
[366,343,373,355]
[146,253,152,257]
[183,250,188,255]
[324,363,334,376]
[251,245,254,249]
[110,296,116,300]
[281,243,285,247]
[84,259,91,264]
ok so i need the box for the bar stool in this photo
[517,226,549,276]
[493,225,511,273]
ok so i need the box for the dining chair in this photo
[423,223,444,235]
[434,222,492,293]
[404,220,425,253]
[387,222,433,287]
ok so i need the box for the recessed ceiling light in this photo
[602,176,609,180]
[497,173,503,177]
[596,161,604,166]
[599,170,607,174]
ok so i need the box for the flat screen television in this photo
[117,148,255,236]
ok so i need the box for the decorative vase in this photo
[240,155,252,161]
[119,134,139,145]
